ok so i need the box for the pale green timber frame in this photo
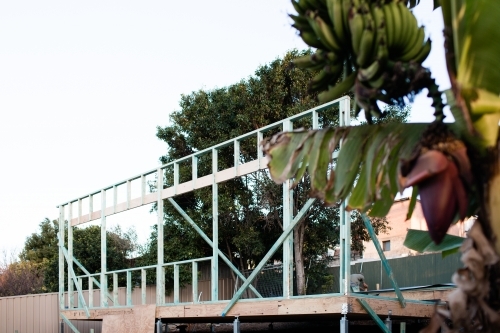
[338,99,351,295]
[361,213,406,308]
[57,97,361,317]
[356,298,391,333]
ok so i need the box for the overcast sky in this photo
[0,1,449,255]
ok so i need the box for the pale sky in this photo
[0,1,449,255]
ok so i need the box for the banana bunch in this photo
[291,0,437,123]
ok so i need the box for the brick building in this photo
[362,197,470,259]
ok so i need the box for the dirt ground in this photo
[165,319,430,332]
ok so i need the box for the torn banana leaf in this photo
[262,123,427,217]
[404,229,464,258]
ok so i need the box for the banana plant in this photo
[263,0,500,330]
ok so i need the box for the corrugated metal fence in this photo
[328,252,462,293]
[0,266,237,333]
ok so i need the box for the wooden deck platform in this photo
[62,287,452,324]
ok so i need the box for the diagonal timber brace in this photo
[58,235,113,303]
[58,236,90,318]
[361,213,406,308]
[221,198,316,316]
[168,198,263,298]
[71,254,114,304]
[356,298,391,333]
[61,313,81,333]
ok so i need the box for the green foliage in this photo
[152,49,400,295]
[0,258,45,296]
[21,218,138,292]
[153,49,325,269]
[403,229,464,258]
[264,122,425,217]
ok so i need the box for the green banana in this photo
[400,27,425,61]
[342,0,352,41]
[318,71,357,103]
[402,6,419,52]
[389,0,403,52]
[382,2,394,48]
[397,1,413,52]
[326,64,344,86]
[356,23,375,67]
[309,69,332,92]
[299,0,314,12]
[301,0,318,11]
[327,0,346,45]
[300,30,324,48]
[293,54,325,69]
[349,6,365,56]
[412,38,431,63]
[324,60,343,74]
[325,51,343,63]
[293,55,315,68]
[358,60,380,81]
[358,1,378,67]
[291,0,306,15]
[312,49,328,61]
[290,14,312,31]
[373,2,388,66]
[368,72,385,89]
[315,14,342,51]
[308,0,327,10]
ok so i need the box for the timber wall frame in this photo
[57,97,444,332]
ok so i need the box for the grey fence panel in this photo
[328,252,462,293]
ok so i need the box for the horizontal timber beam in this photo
[61,293,444,321]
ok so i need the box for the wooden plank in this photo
[183,300,279,318]
[102,305,156,333]
[217,168,236,183]
[348,296,438,318]
[61,308,134,320]
[183,303,225,318]
[62,293,443,320]
[195,175,212,189]
[227,301,278,317]
[68,159,265,226]
[277,296,347,315]
[156,305,185,318]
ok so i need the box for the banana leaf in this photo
[442,0,500,147]
[263,123,427,216]
[403,229,464,258]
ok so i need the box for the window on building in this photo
[382,240,391,252]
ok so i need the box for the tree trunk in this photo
[294,221,306,295]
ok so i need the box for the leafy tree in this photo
[21,218,138,292]
[264,0,500,330]
[150,49,400,295]
[0,252,45,296]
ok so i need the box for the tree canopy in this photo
[18,218,137,293]
[147,49,402,295]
